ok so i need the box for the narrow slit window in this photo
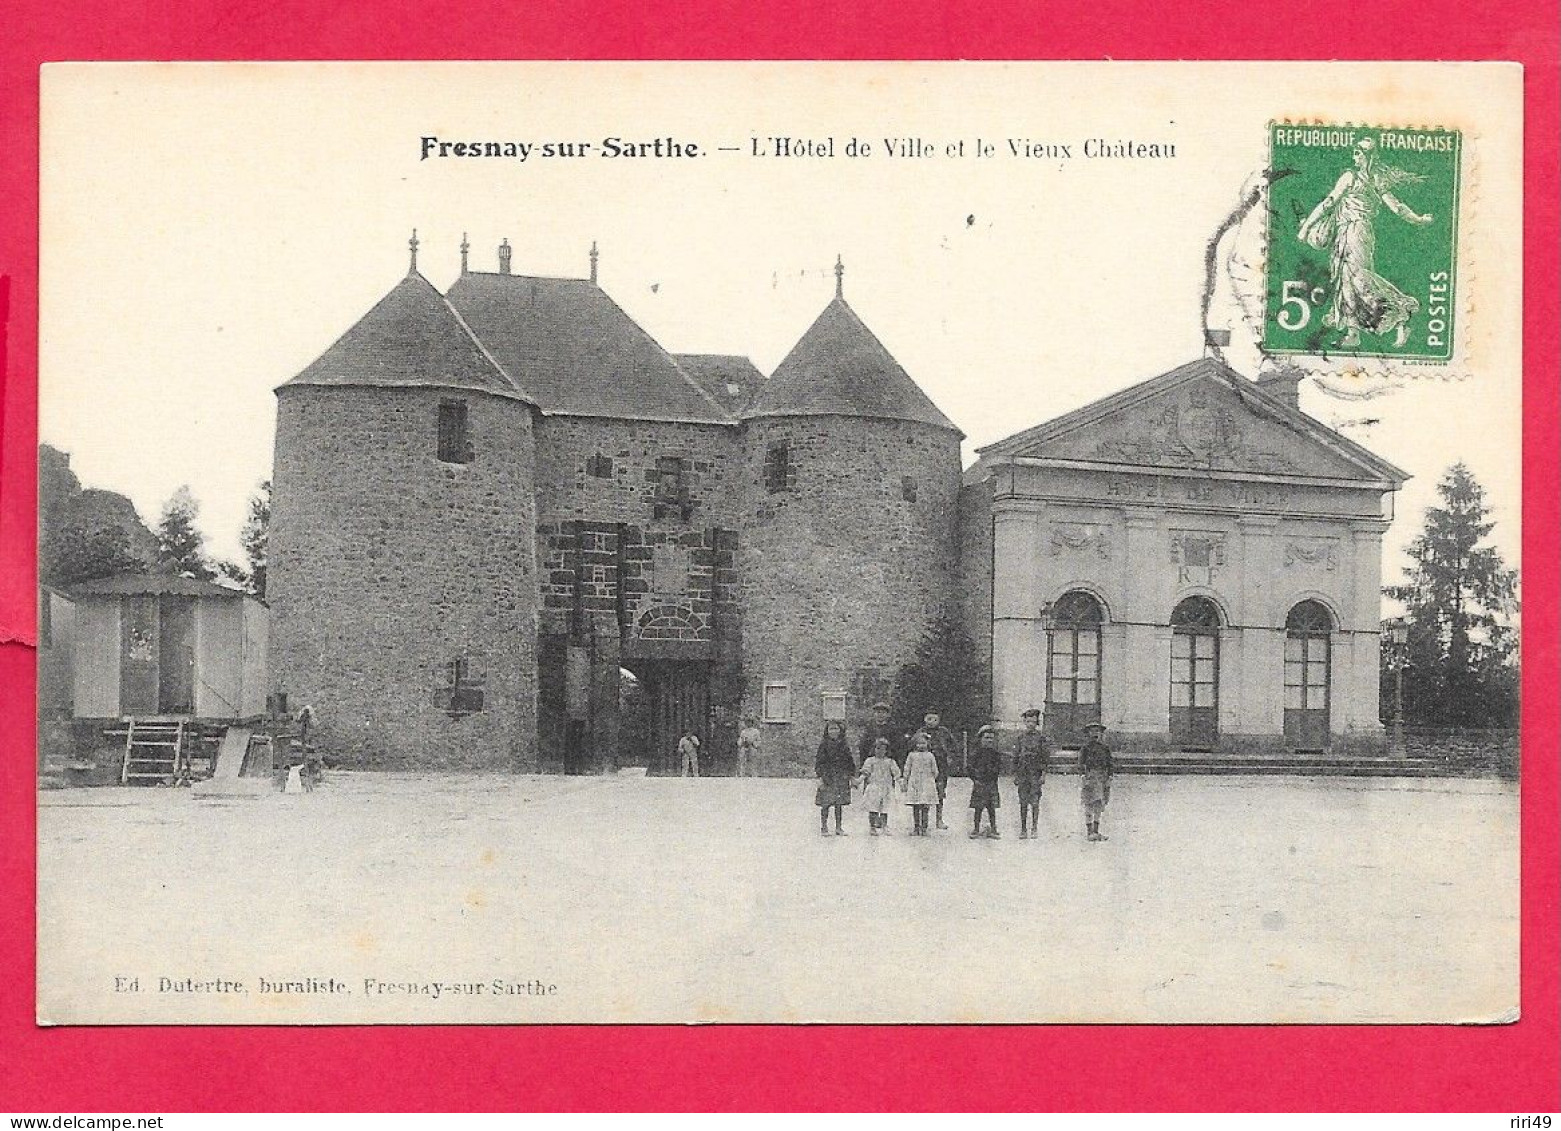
[437,400,472,464]
[764,442,793,494]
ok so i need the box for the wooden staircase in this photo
[120,718,188,785]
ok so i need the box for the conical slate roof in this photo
[743,297,961,434]
[446,272,732,423]
[281,272,533,403]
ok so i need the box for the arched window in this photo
[1284,600,1333,751]
[1170,596,1222,749]
[1046,591,1104,743]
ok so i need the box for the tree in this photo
[240,479,270,598]
[38,444,158,588]
[213,481,269,595]
[155,486,216,581]
[44,522,148,588]
[1384,463,1519,728]
[892,613,988,747]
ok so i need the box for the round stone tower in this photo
[268,239,541,769]
[739,262,963,773]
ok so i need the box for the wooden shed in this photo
[67,575,269,721]
[37,584,76,718]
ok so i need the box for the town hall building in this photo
[960,361,1408,754]
[266,235,1405,773]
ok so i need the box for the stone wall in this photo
[531,416,745,770]
[739,415,962,774]
[533,417,743,637]
[268,385,539,769]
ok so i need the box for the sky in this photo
[39,63,1523,591]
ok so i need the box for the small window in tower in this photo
[437,400,472,464]
[901,475,918,503]
[654,455,694,520]
[435,656,485,718]
[764,441,794,494]
[821,691,847,722]
[586,453,614,479]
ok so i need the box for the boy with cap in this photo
[1013,707,1051,839]
[1079,721,1114,841]
[967,725,1002,838]
[857,701,898,772]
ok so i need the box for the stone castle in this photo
[268,234,1404,773]
[268,236,961,775]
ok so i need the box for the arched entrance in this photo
[1170,596,1221,750]
[619,659,712,775]
[1045,591,1104,746]
[1284,600,1333,752]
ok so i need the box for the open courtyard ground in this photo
[37,772,1517,1024]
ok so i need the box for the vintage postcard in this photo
[35,62,1522,1024]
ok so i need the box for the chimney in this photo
[460,232,470,275]
[1256,363,1305,411]
[589,241,599,285]
[498,239,512,275]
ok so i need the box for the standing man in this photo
[857,701,898,771]
[915,710,959,830]
[1014,707,1051,839]
[678,730,701,778]
[736,715,762,777]
[1079,721,1114,841]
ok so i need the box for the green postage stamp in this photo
[1264,122,1461,361]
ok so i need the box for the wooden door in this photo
[158,597,195,715]
[1284,602,1332,751]
[1045,621,1102,745]
[119,596,159,715]
[1170,628,1219,750]
[651,663,710,773]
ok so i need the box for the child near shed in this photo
[967,725,1002,838]
[1013,707,1051,839]
[814,721,855,836]
[1079,721,1114,841]
[901,731,941,835]
[859,736,901,836]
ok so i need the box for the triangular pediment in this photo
[983,360,1405,484]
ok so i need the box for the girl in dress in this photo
[814,721,855,836]
[901,731,941,835]
[858,736,901,836]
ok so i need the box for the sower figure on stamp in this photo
[857,701,898,772]
[915,711,958,830]
[1079,721,1114,841]
[1014,707,1051,839]
[737,715,761,778]
[967,725,1002,839]
[1297,136,1434,350]
[814,721,854,836]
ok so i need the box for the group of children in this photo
[815,705,1116,842]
